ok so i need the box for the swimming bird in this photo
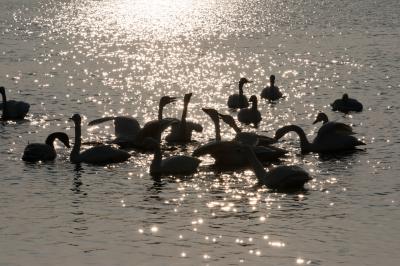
[227,78,252,109]
[313,112,354,136]
[145,138,200,176]
[0,86,30,120]
[260,75,283,101]
[70,114,131,164]
[240,144,311,189]
[89,96,178,149]
[22,132,70,162]
[166,93,203,143]
[237,95,262,127]
[331,93,363,113]
[218,113,276,146]
[274,124,365,154]
[192,108,285,166]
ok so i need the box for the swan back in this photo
[262,165,311,189]
[331,94,363,112]
[0,87,30,120]
[77,145,131,165]
[22,144,56,162]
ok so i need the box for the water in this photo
[1,0,399,265]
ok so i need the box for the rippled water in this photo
[1,0,399,265]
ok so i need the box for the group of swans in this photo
[3,77,365,190]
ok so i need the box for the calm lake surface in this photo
[0,0,399,265]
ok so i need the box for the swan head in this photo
[342,93,349,101]
[269,75,275,83]
[57,132,71,148]
[249,95,258,103]
[69,113,81,123]
[202,108,219,123]
[218,113,236,127]
[313,112,328,124]
[183,93,192,104]
[160,96,177,107]
[239,77,252,86]
[0,86,5,95]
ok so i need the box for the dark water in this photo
[0,0,399,265]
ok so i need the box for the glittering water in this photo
[1,0,399,265]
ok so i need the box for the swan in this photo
[22,132,70,162]
[166,93,203,143]
[260,75,283,101]
[227,78,252,109]
[240,144,311,190]
[89,96,178,149]
[313,112,354,136]
[0,86,30,120]
[331,93,363,113]
[218,113,276,146]
[274,124,365,154]
[144,138,200,176]
[192,108,286,166]
[70,114,131,164]
[237,95,262,127]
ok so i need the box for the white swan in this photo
[218,113,276,146]
[144,138,200,176]
[313,112,354,136]
[237,95,262,127]
[192,108,286,166]
[240,144,311,190]
[22,132,70,162]
[70,114,131,164]
[260,75,283,101]
[227,78,252,109]
[0,86,30,120]
[89,96,178,149]
[274,124,365,154]
[331,93,363,113]
[166,93,203,143]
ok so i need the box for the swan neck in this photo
[1,90,6,118]
[71,120,82,162]
[150,146,162,173]
[251,99,258,110]
[45,133,57,148]
[238,82,244,95]
[212,117,221,141]
[288,125,311,152]
[158,103,164,121]
[231,121,241,133]
[243,147,268,185]
[180,101,189,135]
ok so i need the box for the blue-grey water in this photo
[0,0,399,265]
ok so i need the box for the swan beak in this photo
[312,119,318,125]
[169,97,178,103]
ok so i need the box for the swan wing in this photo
[228,94,249,109]
[3,100,30,119]
[158,156,201,175]
[22,144,55,162]
[79,145,130,164]
[313,133,365,152]
[318,122,354,136]
[262,165,311,189]
[166,121,203,143]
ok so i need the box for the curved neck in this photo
[230,120,241,133]
[158,103,164,121]
[71,120,82,162]
[45,133,58,148]
[280,125,311,152]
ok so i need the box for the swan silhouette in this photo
[70,114,130,164]
[227,78,252,109]
[237,95,262,127]
[22,132,70,162]
[166,93,203,143]
[145,138,200,176]
[0,86,30,120]
[260,75,283,101]
[331,93,363,113]
[313,112,354,136]
[274,124,365,153]
[240,144,311,189]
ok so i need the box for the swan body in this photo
[260,75,283,101]
[274,124,365,153]
[237,95,262,127]
[227,78,252,109]
[166,93,203,143]
[88,116,140,139]
[70,114,130,164]
[0,86,30,120]
[241,144,311,189]
[218,113,276,146]
[145,138,200,176]
[22,132,70,162]
[313,112,354,136]
[331,93,363,113]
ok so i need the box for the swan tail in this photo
[88,117,116,126]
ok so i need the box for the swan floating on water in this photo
[274,124,365,153]
[145,138,200,176]
[0,86,30,120]
[218,112,276,146]
[240,144,311,190]
[260,75,283,101]
[22,132,70,162]
[70,114,131,164]
[331,93,363,113]
[237,95,262,127]
[227,78,252,109]
[166,93,203,143]
[313,112,354,136]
